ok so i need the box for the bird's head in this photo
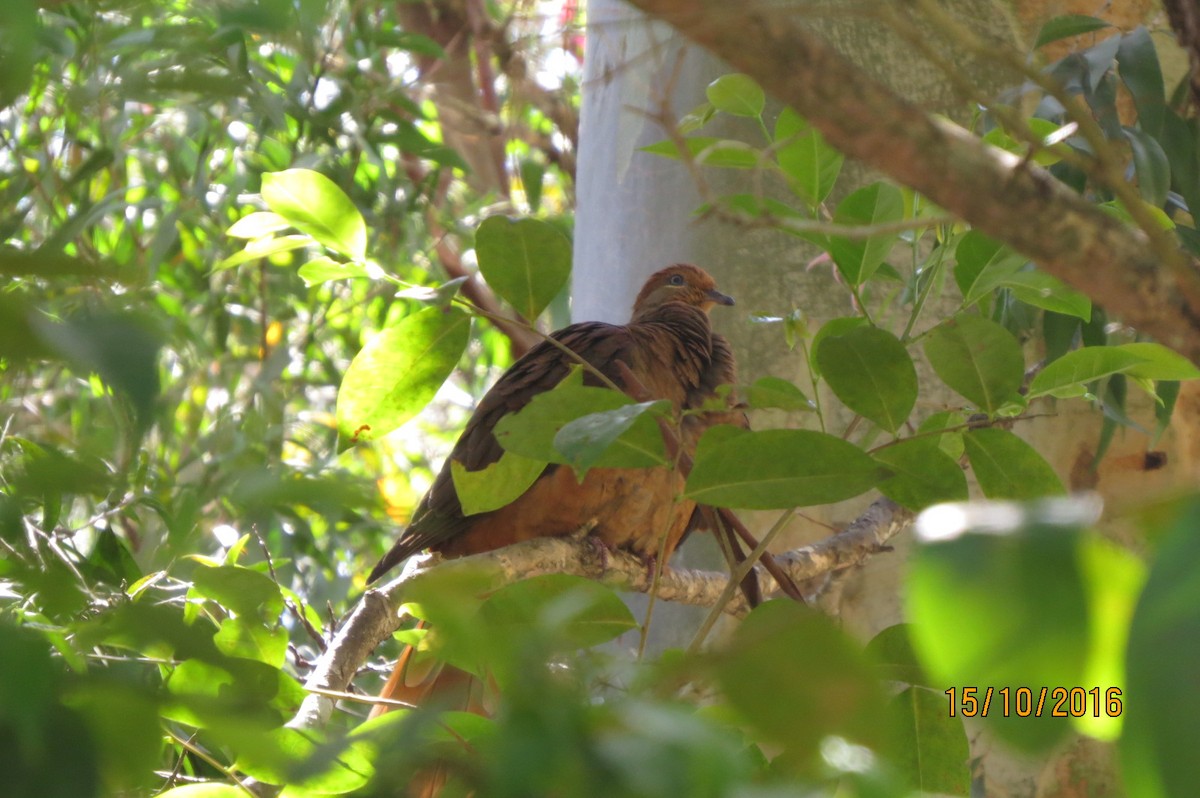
[631,263,734,319]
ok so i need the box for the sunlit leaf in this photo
[706,73,765,118]
[908,497,1095,750]
[480,574,637,651]
[261,169,367,260]
[296,256,369,286]
[451,452,546,516]
[475,216,571,320]
[553,400,670,476]
[336,307,471,449]
[1122,497,1200,798]
[888,686,970,795]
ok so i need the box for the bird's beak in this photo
[707,288,735,306]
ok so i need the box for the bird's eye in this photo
[668,274,685,286]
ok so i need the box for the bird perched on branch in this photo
[367,264,755,727]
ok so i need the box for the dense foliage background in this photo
[3,1,1200,797]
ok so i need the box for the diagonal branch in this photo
[286,496,911,731]
[619,0,1200,362]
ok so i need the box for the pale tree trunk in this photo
[572,1,1190,795]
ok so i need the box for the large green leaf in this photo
[1035,14,1110,48]
[775,107,843,206]
[1027,345,1149,399]
[1124,126,1170,207]
[815,325,917,433]
[923,316,1024,413]
[475,216,572,320]
[553,399,670,476]
[706,73,764,118]
[1118,342,1200,380]
[888,687,970,795]
[189,565,284,623]
[827,182,904,285]
[451,451,546,516]
[1116,26,1165,138]
[336,307,471,449]
[713,601,888,759]
[963,428,1064,499]
[493,374,665,470]
[1121,498,1200,798]
[954,230,1025,304]
[907,498,1094,750]
[995,271,1092,320]
[809,316,868,379]
[261,169,366,260]
[685,429,887,509]
[873,437,968,511]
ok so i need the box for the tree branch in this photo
[286,496,911,731]
[619,0,1200,361]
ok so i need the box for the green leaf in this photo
[713,601,888,758]
[216,234,312,271]
[1153,381,1180,445]
[1121,497,1200,798]
[888,687,970,795]
[213,617,287,667]
[1076,535,1144,741]
[908,497,1094,750]
[685,429,887,509]
[923,316,1024,413]
[296,256,369,286]
[1124,126,1170,206]
[954,230,1025,305]
[775,107,843,206]
[1035,14,1110,48]
[553,400,670,476]
[1118,342,1200,380]
[809,316,868,379]
[1116,27,1166,138]
[494,375,664,470]
[264,169,367,260]
[706,73,765,118]
[163,658,306,729]
[451,451,547,516]
[261,169,367,260]
[190,564,284,622]
[475,216,572,320]
[865,623,932,687]
[917,410,966,459]
[815,325,917,433]
[997,271,1092,320]
[336,307,471,449]
[1027,345,1150,398]
[827,182,905,285]
[963,428,1065,499]
[156,786,248,798]
[640,137,762,169]
[744,375,813,412]
[480,574,637,651]
[0,0,37,108]
[873,437,968,511]
[230,726,373,793]
[227,211,290,239]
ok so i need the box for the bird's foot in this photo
[582,532,612,570]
